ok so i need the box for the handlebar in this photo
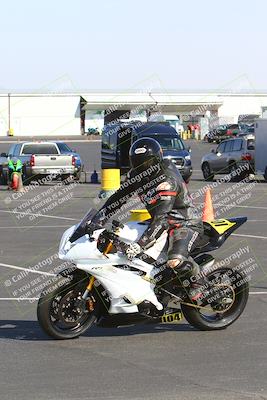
[95,222,148,261]
[111,220,125,231]
[85,220,124,237]
[85,221,103,233]
[86,219,129,255]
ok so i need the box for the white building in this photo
[0,91,267,137]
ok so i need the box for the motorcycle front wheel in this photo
[37,275,98,339]
[181,266,249,331]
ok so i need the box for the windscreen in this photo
[21,144,59,155]
[69,208,97,243]
[154,136,185,150]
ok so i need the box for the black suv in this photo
[101,121,192,182]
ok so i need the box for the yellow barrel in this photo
[182,131,187,140]
[130,209,151,222]
[101,169,120,191]
[8,128,14,136]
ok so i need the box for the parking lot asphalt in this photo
[0,139,267,400]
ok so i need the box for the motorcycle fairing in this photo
[208,219,237,235]
[59,221,165,313]
[192,217,248,255]
[58,217,247,316]
[77,259,163,314]
[205,217,247,238]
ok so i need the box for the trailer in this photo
[255,118,267,181]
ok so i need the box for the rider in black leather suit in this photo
[92,137,203,286]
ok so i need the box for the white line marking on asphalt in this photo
[0,225,71,229]
[246,220,267,222]
[0,298,39,301]
[227,205,267,210]
[235,205,267,210]
[0,209,77,221]
[232,233,267,240]
[250,292,267,295]
[194,202,267,211]
[0,263,56,276]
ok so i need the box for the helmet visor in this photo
[130,154,160,171]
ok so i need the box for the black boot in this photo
[173,260,208,302]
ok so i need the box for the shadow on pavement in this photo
[0,319,196,341]
[85,322,195,337]
[0,320,48,341]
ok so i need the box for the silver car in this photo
[201,135,255,181]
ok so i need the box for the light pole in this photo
[8,93,10,135]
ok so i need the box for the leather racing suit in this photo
[93,159,203,266]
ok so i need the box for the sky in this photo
[0,0,266,92]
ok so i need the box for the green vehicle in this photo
[7,158,23,189]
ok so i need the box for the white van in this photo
[148,114,184,135]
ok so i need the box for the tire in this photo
[37,275,98,339]
[264,168,267,182]
[202,162,214,181]
[228,162,241,182]
[181,266,249,331]
[22,175,32,185]
[62,174,74,184]
[76,173,81,181]
[75,168,82,181]
[0,172,7,185]
[31,175,42,184]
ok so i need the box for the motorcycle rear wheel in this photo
[37,276,97,339]
[181,266,249,330]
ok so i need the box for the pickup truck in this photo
[0,142,81,184]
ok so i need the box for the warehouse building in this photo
[0,91,267,137]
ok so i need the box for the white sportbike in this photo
[37,209,249,339]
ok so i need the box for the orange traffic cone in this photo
[202,188,214,222]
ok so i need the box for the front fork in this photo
[82,276,95,299]
[81,276,96,312]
